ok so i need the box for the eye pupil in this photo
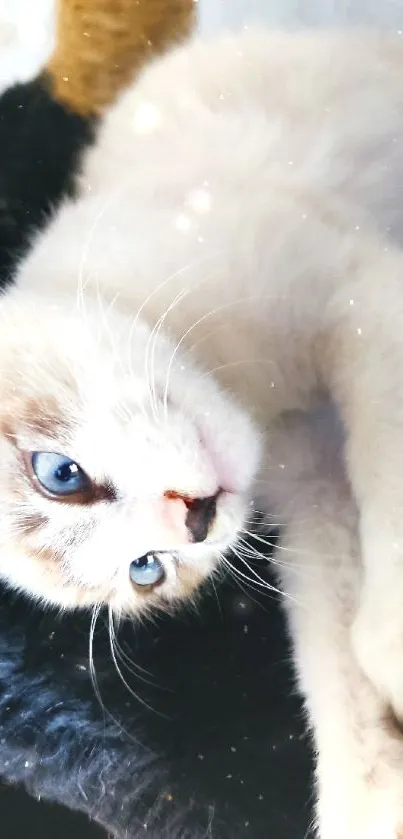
[55,462,78,483]
[136,555,150,569]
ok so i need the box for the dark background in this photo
[0,564,314,838]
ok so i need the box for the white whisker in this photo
[107,609,167,717]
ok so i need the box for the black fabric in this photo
[0,558,314,838]
[0,74,314,838]
[0,75,94,287]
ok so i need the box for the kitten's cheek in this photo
[157,553,179,592]
[209,490,247,544]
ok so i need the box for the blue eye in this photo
[30,452,92,499]
[130,553,165,587]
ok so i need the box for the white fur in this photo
[7,29,403,835]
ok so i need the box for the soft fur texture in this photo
[7,27,403,836]
[0,587,219,839]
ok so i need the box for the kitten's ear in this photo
[45,0,196,116]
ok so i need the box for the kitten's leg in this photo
[322,249,403,720]
[267,410,403,839]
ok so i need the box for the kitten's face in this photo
[0,294,261,616]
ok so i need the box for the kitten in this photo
[5,28,403,835]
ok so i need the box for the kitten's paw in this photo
[352,612,403,723]
[318,794,402,839]
[318,745,403,839]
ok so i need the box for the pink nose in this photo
[163,490,218,543]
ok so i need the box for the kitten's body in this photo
[6,29,403,836]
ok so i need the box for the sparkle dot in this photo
[132,102,162,135]
[357,327,362,336]
[187,187,212,214]
[349,299,354,306]
[175,214,192,232]
[62,76,69,82]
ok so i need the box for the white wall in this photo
[0,0,54,92]
[198,0,403,34]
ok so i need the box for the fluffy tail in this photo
[45,0,196,115]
